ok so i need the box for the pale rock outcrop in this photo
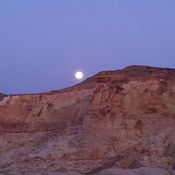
[0,65,175,175]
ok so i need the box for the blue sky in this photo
[0,0,175,94]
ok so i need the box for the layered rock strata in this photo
[0,65,175,175]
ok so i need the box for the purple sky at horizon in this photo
[0,0,175,94]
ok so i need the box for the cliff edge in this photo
[0,65,175,175]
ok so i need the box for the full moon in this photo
[75,71,84,80]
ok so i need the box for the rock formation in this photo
[0,65,175,175]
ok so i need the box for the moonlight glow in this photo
[75,71,84,80]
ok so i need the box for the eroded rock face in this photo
[0,65,175,175]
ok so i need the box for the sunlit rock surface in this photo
[0,65,175,175]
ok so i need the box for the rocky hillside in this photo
[0,65,175,175]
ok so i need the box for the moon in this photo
[75,71,84,80]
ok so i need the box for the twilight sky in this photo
[0,0,175,94]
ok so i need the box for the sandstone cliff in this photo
[0,65,175,175]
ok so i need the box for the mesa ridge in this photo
[0,65,175,175]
